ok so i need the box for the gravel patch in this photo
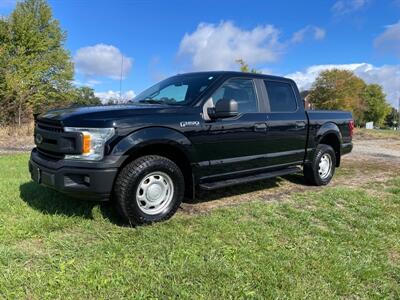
[350,138,400,161]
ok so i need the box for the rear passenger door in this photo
[263,80,308,166]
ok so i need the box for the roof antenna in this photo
[119,53,124,102]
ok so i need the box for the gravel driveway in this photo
[350,138,400,161]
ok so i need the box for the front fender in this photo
[111,126,196,162]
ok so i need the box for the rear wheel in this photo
[304,144,336,186]
[114,155,184,225]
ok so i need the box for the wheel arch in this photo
[316,123,342,167]
[112,127,196,199]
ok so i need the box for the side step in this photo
[199,166,302,191]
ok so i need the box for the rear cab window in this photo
[264,81,298,112]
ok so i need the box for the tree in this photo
[72,87,101,106]
[236,59,262,74]
[0,0,74,126]
[362,84,391,126]
[385,107,399,128]
[308,69,367,124]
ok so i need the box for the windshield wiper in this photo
[137,99,165,104]
[137,98,178,105]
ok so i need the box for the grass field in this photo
[0,154,399,299]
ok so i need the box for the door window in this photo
[212,78,259,113]
[264,81,297,112]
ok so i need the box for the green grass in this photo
[0,154,399,299]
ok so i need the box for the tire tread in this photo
[114,155,183,225]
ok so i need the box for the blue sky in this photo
[1,0,399,105]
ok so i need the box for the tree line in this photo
[0,0,101,126]
[307,69,394,127]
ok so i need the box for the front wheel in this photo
[304,144,336,186]
[114,155,184,225]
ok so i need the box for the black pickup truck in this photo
[29,71,353,225]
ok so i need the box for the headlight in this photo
[64,127,115,161]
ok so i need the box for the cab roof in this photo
[175,71,294,83]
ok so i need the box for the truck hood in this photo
[37,104,188,127]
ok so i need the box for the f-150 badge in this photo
[180,121,200,128]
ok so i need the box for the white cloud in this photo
[178,21,284,71]
[73,79,101,87]
[178,21,325,71]
[86,79,101,87]
[314,27,326,40]
[74,44,133,79]
[332,0,368,15]
[374,20,400,58]
[286,63,400,107]
[291,26,326,43]
[94,90,136,103]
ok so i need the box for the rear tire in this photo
[114,155,184,225]
[304,144,336,186]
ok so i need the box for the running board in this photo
[199,166,302,191]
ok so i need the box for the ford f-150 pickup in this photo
[29,71,354,225]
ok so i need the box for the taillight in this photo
[349,120,355,137]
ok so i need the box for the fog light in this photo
[84,176,90,184]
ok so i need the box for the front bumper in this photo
[29,149,118,201]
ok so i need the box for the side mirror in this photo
[208,98,238,119]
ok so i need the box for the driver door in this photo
[194,77,270,180]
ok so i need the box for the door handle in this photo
[295,121,306,129]
[254,123,268,132]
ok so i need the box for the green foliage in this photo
[308,69,391,125]
[385,107,399,128]
[0,0,92,126]
[308,69,367,123]
[72,87,101,106]
[363,84,391,126]
[236,59,262,74]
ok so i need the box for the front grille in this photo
[35,119,65,160]
[36,120,64,133]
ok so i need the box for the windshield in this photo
[133,74,218,105]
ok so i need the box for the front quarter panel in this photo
[111,126,197,163]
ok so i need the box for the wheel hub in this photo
[136,172,174,215]
[318,153,332,179]
[146,184,163,202]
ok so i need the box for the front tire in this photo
[304,144,336,186]
[114,155,184,225]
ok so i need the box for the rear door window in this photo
[264,81,297,112]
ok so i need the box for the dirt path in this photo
[0,136,34,155]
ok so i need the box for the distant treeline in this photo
[306,69,396,127]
